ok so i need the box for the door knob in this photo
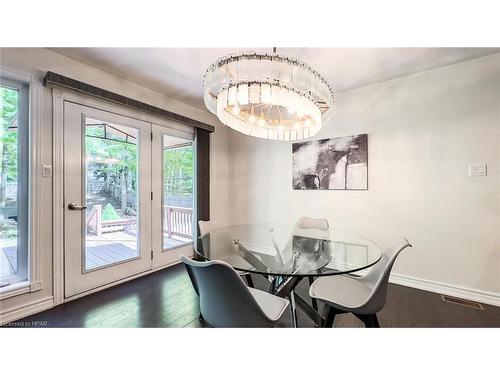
[68,203,87,210]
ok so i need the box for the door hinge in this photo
[151,132,153,141]
[151,251,154,260]
[151,191,153,200]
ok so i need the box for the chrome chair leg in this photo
[308,276,318,311]
[289,291,298,328]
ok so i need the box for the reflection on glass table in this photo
[194,223,381,277]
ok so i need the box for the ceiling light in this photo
[231,103,240,115]
[203,50,334,141]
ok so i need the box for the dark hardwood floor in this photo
[7,263,500,328]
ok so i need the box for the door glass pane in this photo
[0,83,28,288]
[85,118,139,271]
[162,136,194,250]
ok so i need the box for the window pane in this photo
[163,137,194,250]
[0,84,28,287]
[85,118,139,271]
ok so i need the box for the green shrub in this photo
[0,218,18,238]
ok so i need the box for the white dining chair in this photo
[296,216,330,232]
[295,216,330,311]
[198,220,221,237]
[309,237,412,328]
[180,255,290,327]
[198,220,255,287]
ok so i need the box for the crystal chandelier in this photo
[203,50,334,141]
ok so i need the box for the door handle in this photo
[68,203,87,211]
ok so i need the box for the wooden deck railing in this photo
[86,204,193,239]
[86,204,136,235]
[164,205,193,239]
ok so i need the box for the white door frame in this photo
[52,89,195,304]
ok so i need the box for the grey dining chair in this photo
[198,220,255,288]
[295,216,330,311]
[309,237,412,328]
[180,255,290,327]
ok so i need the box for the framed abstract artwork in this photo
[292,134,368,190]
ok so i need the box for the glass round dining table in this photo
[193,223,382,327]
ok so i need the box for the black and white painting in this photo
[292,134,368,190]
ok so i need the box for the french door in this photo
[63,102,195,298]
[64,103,152,297]
[151,124,195,268]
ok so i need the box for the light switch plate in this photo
[468,163,487,177]
[42,165,53,178]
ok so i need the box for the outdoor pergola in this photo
[86,122,137,145]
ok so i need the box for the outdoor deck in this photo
[86,231,138,270]
[0,239,17,279]
[0,233,190,279]
[86,231,190,270]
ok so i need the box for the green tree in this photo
[0,86,19,206]
[86,126,138,178]
[85,125,138,212]
[163,145,193,196]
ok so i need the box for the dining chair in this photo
[198,220,255,288]
[198,220,221,238]
[295,216,330,311]
[296,216,330,232]
[180,255,290,327]
[309,237,412,328]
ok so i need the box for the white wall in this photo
[228,53,500,301]
[0,48,229,321]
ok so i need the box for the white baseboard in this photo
[0,296,54,325]
[390,273,500,307]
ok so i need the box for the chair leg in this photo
[289,291,298,328]
[244,274,254,288]
[354,313,380,328]
[308,276,318,311]
[323,306,337,328]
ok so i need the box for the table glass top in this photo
[193,223,382,277]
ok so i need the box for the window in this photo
[0,79,29,288]
[162,136,194,250]
[84,118,139,270]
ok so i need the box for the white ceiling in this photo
[50,48,499,109]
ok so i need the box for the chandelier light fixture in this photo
[203,49,334,141]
